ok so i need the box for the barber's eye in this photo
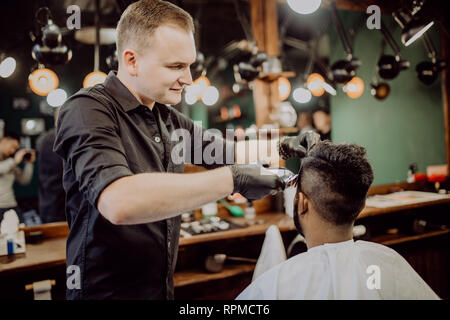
[169,65,183,70]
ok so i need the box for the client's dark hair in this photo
[298,141,374,225]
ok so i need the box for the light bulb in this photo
[83,71,107,88]
[278,77,291,101]
[47,88,67,107]
[0,57,16,78]
[29,68,59,96]
[202,86,219,106]
[293,87,312,103]
[287,0,322,15]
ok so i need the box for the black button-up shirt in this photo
[54,71,233,300]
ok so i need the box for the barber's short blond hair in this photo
[116,0,194,56]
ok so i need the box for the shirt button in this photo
[155,136,161,143]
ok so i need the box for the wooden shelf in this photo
[372,229,450,246]
[174,263,255,287]
[358,197,450,219]
[179,212,295,246]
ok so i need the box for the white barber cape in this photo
[237,239,439,300]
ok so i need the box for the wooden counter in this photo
[0,237,66,275]
[1,193,448,299]
[1,196,449,275]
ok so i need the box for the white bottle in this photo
[0,210,20,255]
[0,209,19,236]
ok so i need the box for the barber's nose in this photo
[180,68,193,86]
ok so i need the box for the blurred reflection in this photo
[36,109,66,223]
[312,110,331,141]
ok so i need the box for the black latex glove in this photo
[278,130,321,160]
[230,164,286,200]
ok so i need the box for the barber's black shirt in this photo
[54,71,232,300]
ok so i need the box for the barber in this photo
[54,0,288,300]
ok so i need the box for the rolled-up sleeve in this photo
[53,96,133,208]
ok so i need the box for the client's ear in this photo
[298,192,309,215]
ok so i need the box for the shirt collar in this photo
[307,239,355,252]
[103,71,172,125]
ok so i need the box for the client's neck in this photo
[305,217,353,250]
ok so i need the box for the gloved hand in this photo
[229,164,286,200]
[277,130,321,160]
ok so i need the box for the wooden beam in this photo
[441,27,450,174]
[250,0,280,128]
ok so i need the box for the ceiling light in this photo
[0,57,16,78]
[293,87,312,104]
[83,71,107,88]
[287,0,322,15]
[330,3,361,84]
[344,76,364,99]
[306,73,325,96]
[371,82,390,100]
[31,8,72,66]
[393,7,434,47]
[378,21,410,79]
[278,77,291,101]
[29,68,59,96]
[202,86,219,106]
[47,88,67,107]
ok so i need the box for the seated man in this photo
[237,140,439,299]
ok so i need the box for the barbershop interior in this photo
[0,0,449,301]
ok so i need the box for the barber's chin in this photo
[164,93,182,105]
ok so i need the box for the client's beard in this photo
[293,193,307,237]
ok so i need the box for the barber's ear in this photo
[298,192,308,215]
[122,49,138,76]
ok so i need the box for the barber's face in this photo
[135,25,196,105]
[0,138,19,157]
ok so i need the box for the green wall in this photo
[328,11,446,185]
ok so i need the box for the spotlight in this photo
[202,86,219,106]
[377,55,410,79]
[371,82,390,100]
[287,0,321,15]
[393,7,434,47]
[31,8,72,66]
[278,77,291,101]
[331,59,360,84]
[83,71,107,88]
[416,60,445,85]
[343,76,364,99]
[378,21,410,79]
[415,33,446,85]
[29,68,59,96]
[0,56,16,78]
[47,88,67,107]
[330,3,361,84]
[236,51,268,82]
[184,91,197,105]
[307,73,325,96]
[293,87,312,104]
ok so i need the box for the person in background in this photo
[0,132,36,223]
[238,140,439,299]
[297,112,316,135]
[312,110,331,141]
[36,108,65,223]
